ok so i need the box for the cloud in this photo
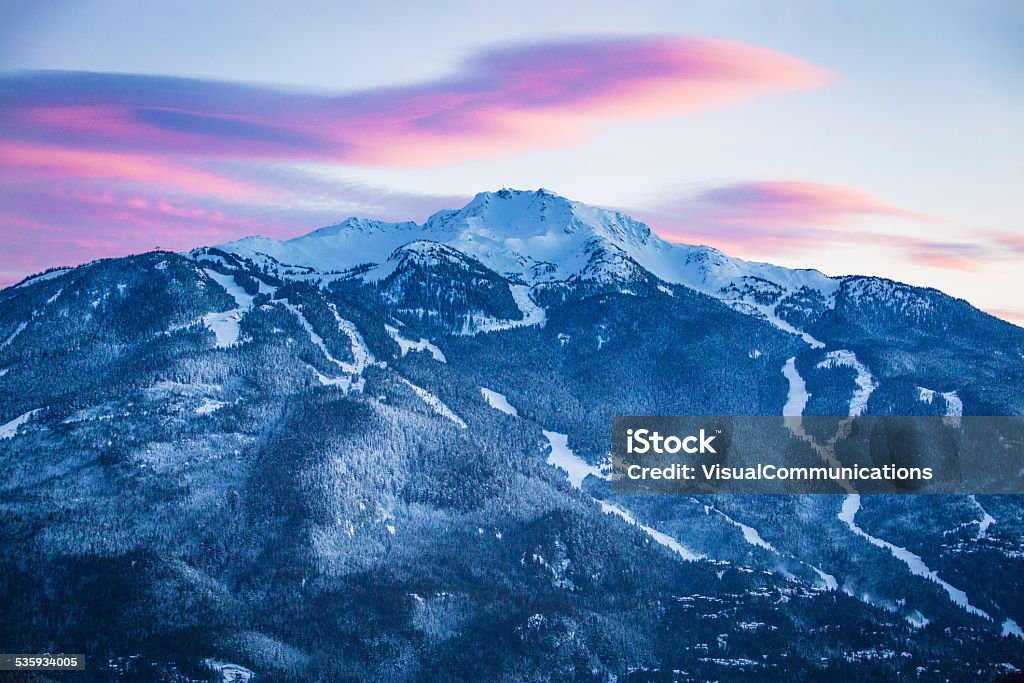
[0,36,828,168]
[0,142,267,200]
[635,180,995,272]
[682,181,934,227]
[988,230,1024,256]
[0,170,467,286]
[0,35,829,283]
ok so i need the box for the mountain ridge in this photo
[1,189,1023,679]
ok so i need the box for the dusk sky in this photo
[1,1,1021,322]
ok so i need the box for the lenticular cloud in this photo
[0,36,828,168]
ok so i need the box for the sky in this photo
[1,0,1022,322]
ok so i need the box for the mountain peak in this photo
[433,187,578,231]
[297,216,417,241]
[421,188,657,274]
[216,188,838,322]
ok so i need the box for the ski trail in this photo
[1003,618,1024,639]
[282,301,353,373]
[480,387,518,416]
[816,350,877,416]
[700,500,837,590]
[326,302,374,372]
[202,269,256,347]
[478,387,700,562]
[398,377,466,428]
[970,495,996,538]
[472,285,546,334]
[385,324,446,362]
[600,501,702,562]
[543,430,603,490]
[810,566,839,591]
[746,303,824,348]
[839,494,991,621]
[782,357,809,417]
[280,299,374,392]
[0,409,39,440]
[781,357,855,492]
[703,503,775,552]
[0,322,27,351]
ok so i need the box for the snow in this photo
[1003,618,1024,639]
[480,387,518,416]
[839,494,991,621]
[201,269,257,348]
[202,659,254,682]
[1,322,28,351]
[816,350,877,416]
[941,391,962,420]
[194,398,227,415]
[385,324,446,362]
[0,409,39,440]
[0,368,8,377]
[280,299,374,392]
[475,388,699,564]
[724,513,773,551]
[781,357,855,491]
[543,430,603,489]
[398,377,466,428]
[600,501,702,562]
[510,285,546,326]
[46,288,63,304]
[782,358,809,417]
[917,386,962,421]
[204,268,255,309]
[327,302,374,373]
[472,285,546,334]
[203,310,243,347]
[16,269,69,288]
[740,301,824,348]
[811,566,839,591]
[702,502,776,553]
[906,612,930,629]
[216,189,839,335]
[970,495,996,537]
[657,284,674,296]
[281,300,373,380]
[313,368,364,391]
[221,218,420,278]
[703,501,837,589]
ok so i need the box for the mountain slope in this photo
[1,190,1023,680]
[218,189,837,337]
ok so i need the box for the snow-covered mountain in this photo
[220,188,837,337]
[2,189,1023,680]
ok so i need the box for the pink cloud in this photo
[0,36,831,283]
[0,170,470,287]
[673,181,934,229]
[0,142,268,200]
[635,181,991,272]
[329,37,830,165]
[0,37,828,168]
[988,230,1024,255]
